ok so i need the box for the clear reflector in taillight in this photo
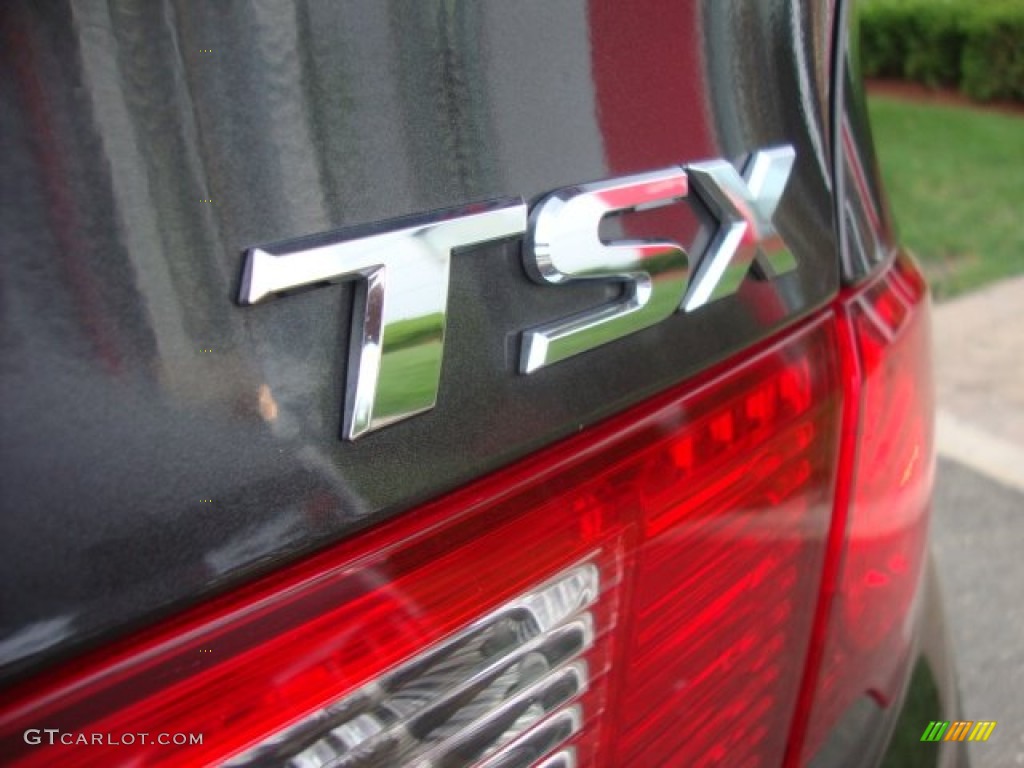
[227,564,599,767]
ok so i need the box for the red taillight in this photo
[789,251,934,764]
[610,325,843,766]
[0,315,847,767]
[0,441,630,766]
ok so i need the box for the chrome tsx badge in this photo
[239,145,797,440]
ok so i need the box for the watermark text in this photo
[23,729,203,747]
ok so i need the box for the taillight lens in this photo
[610,326,843,766]
[0,444,630,767]
[791,251,934,764]
[0,316,846,767]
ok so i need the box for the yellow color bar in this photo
[968,721,997,742]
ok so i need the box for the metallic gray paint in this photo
[833,0,897,282]
[0,0,839,681]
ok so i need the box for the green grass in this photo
[867,95,1024,299]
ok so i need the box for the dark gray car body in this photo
[0,1,962,765]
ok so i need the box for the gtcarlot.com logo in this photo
[23,728,203,747]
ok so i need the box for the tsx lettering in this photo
[239,146,797,439]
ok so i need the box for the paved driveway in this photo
[932,459,1024,767]
[930,276,1024,767]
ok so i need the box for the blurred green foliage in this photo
[859,0,1024,101]
[869,95,1024,298]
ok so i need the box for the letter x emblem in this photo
[682,146,797,312]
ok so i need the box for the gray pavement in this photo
[933,459,1024,767]
[929,276,1024,767]
[934,277,1024,493]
